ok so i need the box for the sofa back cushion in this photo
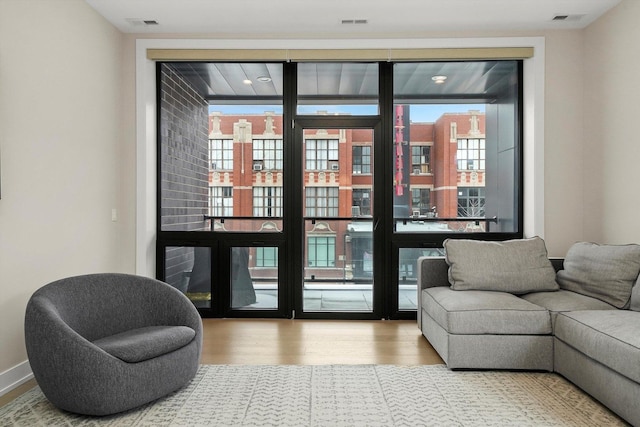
[556,242,640,309]
[444,237,559,294]
[630,275,640,312]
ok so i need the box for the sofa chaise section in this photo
[554,310,640,426]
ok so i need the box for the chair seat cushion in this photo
[93,325,196,363]
[555,310,640,383]
[422,287,552,335]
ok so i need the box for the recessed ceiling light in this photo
[257,76,272,83]
[243,79,253,85]
[431,75,447,84]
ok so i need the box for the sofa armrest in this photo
[417,256,450,291]
[416,256,449,329]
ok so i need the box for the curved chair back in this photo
[27,273,199,341]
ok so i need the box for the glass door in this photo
[293,123,381,318]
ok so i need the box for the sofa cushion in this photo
[93,325,196,363]
[521,289,616,327]
[556,242,640,309]
[422,287,552,335]
[444,237,558,294]
[555,310,640,384]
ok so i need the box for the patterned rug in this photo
[0,364,627,426]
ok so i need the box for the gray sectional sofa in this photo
[417,238,640,426]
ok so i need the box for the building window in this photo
[253,139,283,170]
[411,146,431,174]
[306,139,338,170]
[352,188,372,216]
[457,138,485,170]
[307,236,336,267]
[411,188,431,215]
[256,247,278,267]
[458,187,485,217]
[209,186,233,216]
[253,186,283,217]
[352,146,371,174]
[209,139,233,170]
[305,187,338,217]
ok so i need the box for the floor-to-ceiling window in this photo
[156,58,523,319]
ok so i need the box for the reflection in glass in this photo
[231,246,278,310]
[398,247,445,310]
[163,247,212,309]
[231,247,256,308]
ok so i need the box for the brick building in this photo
[207,108,485,224]
[206,108,486,278]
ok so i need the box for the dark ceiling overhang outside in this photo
[167,60,516,105]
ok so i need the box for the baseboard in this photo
[0,360,33,397]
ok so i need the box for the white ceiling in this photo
[85,0,621,35]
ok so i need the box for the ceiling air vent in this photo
[126,18,160,26]
[341,19,368,25]
[552,14,585,22]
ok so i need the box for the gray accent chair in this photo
[25,273,203,416]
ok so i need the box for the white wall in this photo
[542,31,587,254]
[583,0,640,244]
[0,0,129,380]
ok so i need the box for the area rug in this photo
[0,364,626,426]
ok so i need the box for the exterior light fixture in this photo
[432,75,447,84]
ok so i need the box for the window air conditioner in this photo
[331,163,340,171]
[253,163,263,171]
[351,206,361,217]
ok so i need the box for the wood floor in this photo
[0,319,442,408]
[201,318,443,365]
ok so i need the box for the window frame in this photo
[305,139,339,171]
[253,138,284,170]
[209,138,234,171]
[209,186,234,217]
[411,145,431,174]
[352,145,372,174]
[305,187,339,217]
[307,235,336,268]
[253,186,283,217]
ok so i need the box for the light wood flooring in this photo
[0,319,442,408]
[201,319,442,365]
